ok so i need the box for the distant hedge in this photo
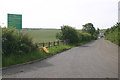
[79,32,92,41]
[56,25,98,44]
[104,23,120,46]
[2,28,38,56]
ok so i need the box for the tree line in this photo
[56,23,99,44]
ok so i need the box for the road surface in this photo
[2,38,118,78]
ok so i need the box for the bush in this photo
[82,23,99,40]
[56,25,94,44]
[104,23,120,46]
[80,32,92,41]
[2,28,38,56]
[56,25,80,43]
[82,23,96,36]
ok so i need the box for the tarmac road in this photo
[2,38,118,78]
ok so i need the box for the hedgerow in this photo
[2,28,38,56]
[56,25,98,44]
[104,23,120,46]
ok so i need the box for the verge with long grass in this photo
[2,26,95,67]
[3,41,91,67]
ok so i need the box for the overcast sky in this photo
[0,0,119,29]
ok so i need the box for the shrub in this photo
[104,23,120,46]
[56,25,93,44]
[2,28,38,56]
[80,32,92,41]
[56,25,80,43]
[82,23,96,36]
[82,23,99,40]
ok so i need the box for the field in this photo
[23,29,60,43]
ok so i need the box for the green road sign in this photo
[8,14,22,30]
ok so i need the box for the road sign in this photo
[8,14,22,30]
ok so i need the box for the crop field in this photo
[23,29,60,43]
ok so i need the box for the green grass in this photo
[23,29,60,43]
[2,45,71,67]
[105,27,119,46]
[48,45,72,54]
[104,23,119,46]
[2,41,91,67]
[2,49,48,67]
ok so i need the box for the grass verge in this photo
[2,40,91,67]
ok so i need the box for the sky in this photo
[0,0,119,29]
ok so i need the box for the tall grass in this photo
[104,23,120,46]
[2,49,48,67]
[3,41,91,67]
[2,45,71,67]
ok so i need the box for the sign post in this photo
[118,1,120,22]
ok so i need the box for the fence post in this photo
[43,43,45,47]
[63,40,64,45]
[48,42,50,47]
[66,40,68,45]
[57,41,59,46]
[54,41,55,46]
[64,40,67,45]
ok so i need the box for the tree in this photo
[56,25,80,43]
[96,28,100,34]
[82,23,96,36]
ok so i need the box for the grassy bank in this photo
[3,41,91,67]
[104,23,120,46]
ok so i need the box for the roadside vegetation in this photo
[2,45,71,67]
[3,41,90,67]
[2,23,99,67]
[104,23,120,46]
[2,28,38,56]
[56,23,99,44]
